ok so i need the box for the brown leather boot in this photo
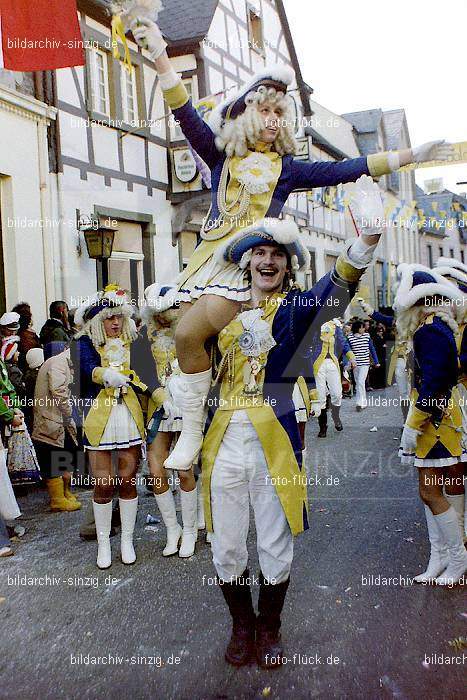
[317,410,327,438]
[218,569,256,666]
[256,574,290,669]
[331,404,343,431]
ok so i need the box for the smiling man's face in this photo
[250,244,289,296]
[256,102,284,143]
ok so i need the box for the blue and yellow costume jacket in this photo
[71,330,164,448]
[201,257,364,536]
[405,314,462,460]
[310,322,354,375]
[164,81,394,289]
[457,322,467,388]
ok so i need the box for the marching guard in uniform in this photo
[312,318,356,437]
[434,257,467,541]
[143,284,202,558]
[395,266,467,585]
[186,177,386,668]
[357,299,411,422]
[130,14,454,473]
[72,285,160,569]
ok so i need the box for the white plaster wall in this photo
[56,67,83,107]
[92,124,120,171]
[51,166,180,308]
[0,106,47,324]
[121,134,146,176]
[59,111,89,161]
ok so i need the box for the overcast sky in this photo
[284,0,466,195]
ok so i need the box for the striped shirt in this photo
[347,332,378,366]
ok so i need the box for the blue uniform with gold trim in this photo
[406,315,462,462]
[202,264,361,536]
[162,80,394,293]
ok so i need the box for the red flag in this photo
[0,0,84,71]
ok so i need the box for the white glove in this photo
[102,368,129,389]
[348,238,378,266]
[310,401,322,418]
[400,425,420,454]
[349,175,385,236]
[130,18,167,60]
[357,298,374,315]
[412,140,455,164]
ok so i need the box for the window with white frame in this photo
[121,64,139,125]
[90,48,110,115]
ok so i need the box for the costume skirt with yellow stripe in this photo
[85,402,142,451]
[177,256,251,303]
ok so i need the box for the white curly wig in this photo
[75,306,137,348]
[74,286,138,349]
[396,303,458,342]
[214,86,298,158]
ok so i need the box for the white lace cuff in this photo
[159,67,180,90]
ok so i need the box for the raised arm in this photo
[288,176,386,348]
[357,298,395,328]
[289,140,454,193]
[289,253,365,351]
[131,19,219,169]
[372,310,394,328]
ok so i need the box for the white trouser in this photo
[210,413,293,584]
[394,357,409,401]
[354,365,369,407]
[315,358,342,409]
[292,383,307,423]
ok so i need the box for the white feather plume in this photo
[435,256,467,276]
[393,264,463,313]
[110,0,163,29]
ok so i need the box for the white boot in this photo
[206,531,213,545]
[179,487,198,558]
[444,493,467,543]
[119,496,138,565]
[154,489,182,556]
[413,505,449,583]
[93,500,112,569]
[434,507,467,585]
[164,368,211,470]
[197,477,205,530]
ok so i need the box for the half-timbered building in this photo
[1,0,445,323]
[42,0,315,310]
